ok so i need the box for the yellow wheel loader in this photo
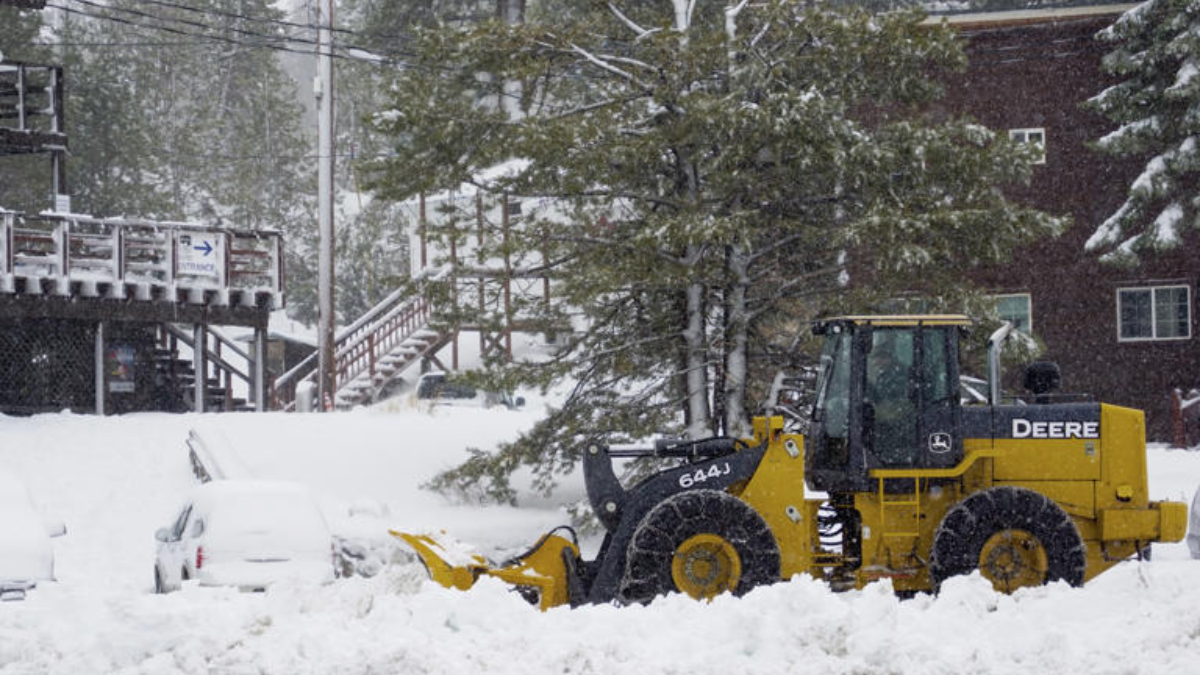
[394,315,1187,609]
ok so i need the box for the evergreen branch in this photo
[606,2,659,41]
[547,93,645,120]
[538,233,690,265]
[568,42,652,91]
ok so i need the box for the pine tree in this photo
[366,1,1059,502]
[1086,0,1200,261]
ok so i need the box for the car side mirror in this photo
[44,520,67,538]
[155,527,172,543]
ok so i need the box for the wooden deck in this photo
[1,209,283,327]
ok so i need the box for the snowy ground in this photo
[0,399,1198,675]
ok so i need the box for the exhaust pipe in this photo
[987,321,1014,406]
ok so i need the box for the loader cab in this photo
[807,316,968,493]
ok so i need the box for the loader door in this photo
[863,326,963,469]
[914,326,963,469]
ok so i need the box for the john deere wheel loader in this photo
[394,315,1187,609]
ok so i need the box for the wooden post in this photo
[193,324,207,413]
[448,208,459,371]
[419,192,428,270]
[254,326,267,412]
[1171,389,1186,449]
[502,195,513,359]
[477,191,486,358]
[94,321,105,415]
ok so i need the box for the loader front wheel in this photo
[930,486,1086,593]
[620,490,779,604]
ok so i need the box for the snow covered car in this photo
[1188,484,1200,559]
[153,480,336,593]
[415,371,525,410]
[0,471,66,601]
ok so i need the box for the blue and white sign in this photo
[177,233,223,279]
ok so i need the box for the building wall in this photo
[942,12,1200,439]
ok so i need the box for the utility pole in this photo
[315,0,336,410]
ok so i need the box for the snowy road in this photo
[1,408,1198,674]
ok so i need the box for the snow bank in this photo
[0,408,1198,674]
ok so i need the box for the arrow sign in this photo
[177,234,222,279]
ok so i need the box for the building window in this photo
[1009,128,1046,164]
[1117,285,1191,341]
[993,293,1032,334]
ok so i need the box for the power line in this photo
[128,0,419,45]
[68,0,312,48]
[44,2,384,64]
[51,0,432,68]
[66,0,423,60]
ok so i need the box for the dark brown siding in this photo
[942,14,1200,440]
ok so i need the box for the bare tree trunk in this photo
[497,0,525,120]
[723,244,751,437]
[684,268,711,439]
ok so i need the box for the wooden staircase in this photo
[272,288,448,411]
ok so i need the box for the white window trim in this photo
[1009,128,1046,164]
[1115,284,1193,343]
[992,292,1033,334]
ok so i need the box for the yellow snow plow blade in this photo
[390,529,581,611]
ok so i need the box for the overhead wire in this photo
[40,1,563,107]
[127,0,421,45]
[42,1,431,68]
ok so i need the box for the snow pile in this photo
[0,407,1198,674]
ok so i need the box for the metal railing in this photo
[0,209,283,307]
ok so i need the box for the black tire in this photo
[619,490,780,604]
[930,486,1086,593]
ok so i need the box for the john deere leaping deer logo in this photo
[929,432,953,454]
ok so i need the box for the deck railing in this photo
[0,209,283,308]
[0,61,63,142]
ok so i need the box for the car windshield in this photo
[417,375,478,400]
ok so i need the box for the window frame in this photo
[1116,284,1193,343]
[992,292,1033,334]
[1008,128,1046,164]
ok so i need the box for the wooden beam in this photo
[94,321,104,415]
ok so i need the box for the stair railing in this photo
[273,269,448,410]
[163,323,253,411]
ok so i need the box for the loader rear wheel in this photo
[620,490,779,604]
[930,486,1086,593]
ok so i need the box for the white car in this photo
[1188,484,1200,559]
[153,480,336,593]
[0,471,66,601]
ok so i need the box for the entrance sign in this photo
[177,233,224,279]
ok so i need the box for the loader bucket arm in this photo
[391,529,582,611]
[583,443,627,532]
